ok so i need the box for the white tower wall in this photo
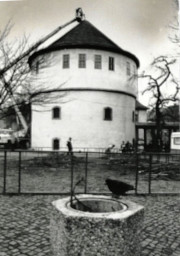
[30,48,138,150]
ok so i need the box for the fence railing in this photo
[0,150,179,195]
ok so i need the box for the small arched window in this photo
[104,107,113,121]
[52,107,61,119]
[53,138,60,150]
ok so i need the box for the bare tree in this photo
[0,11,82,129]
[0,22,31,130]
[168,0,179,49]
[0,23,67,130]
[148,103,180,122]
[140,56,179,150]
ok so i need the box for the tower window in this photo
[104,107,112,121]
[132,111,138,122]
[79,54,86,68]
[109,57,114,71]
[135,112,138,122]
[126,61,131,76]
[63,54,69,68]
[52,107,61,119]
[35,61,39,74]
[94,55,102,69]
[133,64,136,75]
[53,138,60,150]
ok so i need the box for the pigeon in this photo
[105,178,134,197]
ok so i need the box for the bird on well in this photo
[105,178,134,198]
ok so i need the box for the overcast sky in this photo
[0,0,179,105]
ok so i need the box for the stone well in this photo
[50,195,144,256]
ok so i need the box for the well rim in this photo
[52,194,144,219]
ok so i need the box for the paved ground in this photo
[0,194,180,256]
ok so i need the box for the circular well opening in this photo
[68,198,127,213]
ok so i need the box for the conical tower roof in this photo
[29,20,139,67]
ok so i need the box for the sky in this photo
[0,0,179,106]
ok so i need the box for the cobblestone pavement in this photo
[0,195,179,256]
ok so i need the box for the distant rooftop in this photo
[136,100,148,110]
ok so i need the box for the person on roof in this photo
[76,8,85,21]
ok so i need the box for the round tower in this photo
[29,20,140,151]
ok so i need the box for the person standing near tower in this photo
[67,137,73,155]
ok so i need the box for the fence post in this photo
[18,151,22,194]
[148,154,152,194]
[135,153,139,194]
[3,151,7,194]
[70,155,74,206]
[84,152,88,194]
[166,153,169,164]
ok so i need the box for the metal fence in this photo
[0,150,179,195]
